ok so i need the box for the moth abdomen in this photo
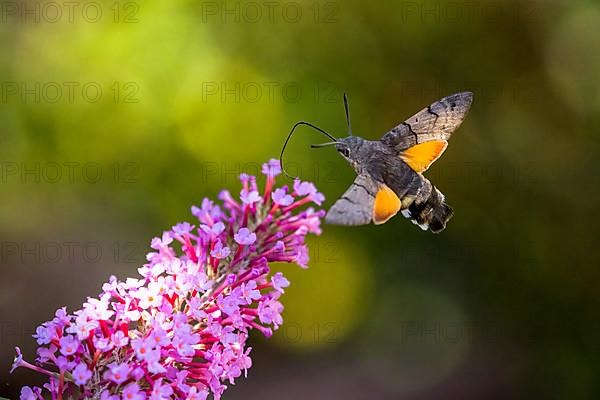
[405,187,453,233]
[429,202,453,233]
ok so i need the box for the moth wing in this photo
[325,173,378,226]
[373,184,402,225]
[380,91,473,151]
[399,139,448,173]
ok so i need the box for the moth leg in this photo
[401,195,415,209]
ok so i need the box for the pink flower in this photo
[72,362,92,386]
[150,379,173,400]
[111,330,129,348]
[104,362,131,385]
[272,187,294,206]
[217,292,242,315]
[11,160,324,399]
[173,222,194,235]
[11,347,24,374]
[210,240,231,259]
[122,382,146,400]
[200,221,225,236]
[145,349,166,374]
[151,233,173,250]
[33,325,53,345]
[148,326,169,348]
[93,336,114,352]
[186,386,209,400]
[262,158,282,177]
[240,189,261,205]
[131,338,153,361]
[272,272,290,293]
[238,280,261,304]
[136,285,163,309]
[294,179,325,205]
[101,390,119,400]
[293,179,317,196]
[20,386,41,400]
[258,299,284,328]
[295,245,310,268]
[234,227,256,245]
[58,335,78,356]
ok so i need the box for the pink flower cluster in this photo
[12,159,324,400]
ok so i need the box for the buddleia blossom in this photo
[11,159,325,400]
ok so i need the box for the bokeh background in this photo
[1,0,599,398]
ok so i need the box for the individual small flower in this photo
[150,379,173,400]
[234,227,256,245]
[293,179,316,196]
[136,285,163,310]
[173,222,194,235]
[11,346,23,374]
[217,292,241,315]
[238,280,261,304]
[188,297,208,320]
[122,382,146,400]
[272,187,293,206]
[101,390,119,400]
[240,189,261,205]
[131,366,145,381]
[138,262,166,279]
[262,158,281,177]
[151,232,173,250]
[54,307,70,325]
[239,173,250,183]
[102,275,119,293]
[186,386,209,400]
[295,245,310,268]
[55,355,76,372]
[201,222,225,236]
[272,272,290,293]
[258,299,284,328]
[172,328,199,357]
[93,336,114,352]
[58,335,78,356]
[20,386,41,400]
[210,240,231,259]
[33,325,53,345]
[36,346,56,364]
[72,362,92,386]
[124,308,141,322]
[145,348,166,374]
[192,198,222,223]
[294,179,325,205]
[148,325,170,348]
[111,330,129,348]
[104,362,131,385]
[131,338,153,361]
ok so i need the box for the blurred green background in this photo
[1,0,599,398]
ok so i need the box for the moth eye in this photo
[340,148,350,157]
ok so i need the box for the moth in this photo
[280,92,473,233]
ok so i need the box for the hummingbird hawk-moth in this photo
[280,91,473,233]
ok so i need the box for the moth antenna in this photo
[280,121,337,180]
[343,93,352,136]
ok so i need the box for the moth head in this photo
[335,136,363,161]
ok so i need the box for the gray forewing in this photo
[380,92,473,150]
[325,173,378,226]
